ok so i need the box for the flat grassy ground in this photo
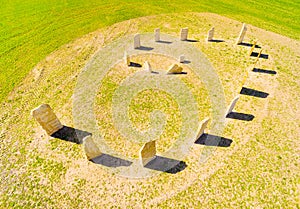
[0,0,300,103]
[0,13,299,208]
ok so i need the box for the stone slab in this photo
[31,104,63,135]
[167,64,183,74]
[139,140,156,166]
[226,95,240,116]
[236,23,247,44]
[195,117,210,140]
[207,27,214,41]
[155,28,160,42]
[83,135,102,160]
[180,28,188,41]
[134,34,141,49]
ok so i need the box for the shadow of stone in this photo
[252,68,277,75]
[157,40,172,44]
[186,39,199,42]
[51,126,91,144]
[195,134,232,147]
[145,156,187,174]
[240,87,269,98]
[208,39,225,43]
[129,62,142,67]
[136,46,154,51]
[250,52,269,59]
[238,43,261,48]
[183,60,191,64]
[91,154,132,167]
[167,72,187,75]
[226,112,255,121]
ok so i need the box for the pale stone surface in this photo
[139,140,156,166]
[207,27,214,41]
[179,55,185,63]
[134,34,141,49]
[144,61,152,72]
[226,95,240,116]
[195,117,210,140]
[236,23,247,44]
[31,104,63,135]
[167,64,183,74]
[83,135,102,160]
[124,51,130,66]
[180,28,188,41]
[154,28,160,42]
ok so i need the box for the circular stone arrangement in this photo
[72,32,227,178]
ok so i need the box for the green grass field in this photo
[0,0,300,103]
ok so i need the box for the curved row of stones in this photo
[31,22,267,169]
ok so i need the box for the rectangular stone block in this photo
[179,55,185,63]
[134,34,141,49]
[180,28,188,41]
[83,135,102,160]
[155,28,160,42]
[31,104,63,135]
[144,61,152,72]
[226,95,240,116]
[139,140,156,166]
[195,117,210,140]
[207,27,214,41]
[167,64,183,74]
[236,23,247,44]
[124,51,130,66]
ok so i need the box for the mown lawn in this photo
[0,0,299,103]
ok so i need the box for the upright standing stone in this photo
[180,28,188,41]
[31,104,63,135]
[226,95,240,116]
[179,55,185,63]
[167,64,183,74]
[207,27,214,41]
[83,135,102,160]
[236,23,247,44]
[144,61,152,72]
[154,28,160,42]
[134,34,141,49]
[195,117,210,140]
[124,51,130,66]
[139,140,156,166]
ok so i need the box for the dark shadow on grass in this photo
[195,134,232,147]
[157,40,172,44]
[145,156,187,174]
[250,52,269,59]
[167,72,188,75]
[226,112,255,121]
[129,62,142,67]
[240,87,269,98]
[208,39,225,43]
[238,42,261,48]
[136,46,154,51]
[91,154,132,168]
[182,60,191,64]
[51,126,91,144]
[252,68,277,75]
[186,39,199,42]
